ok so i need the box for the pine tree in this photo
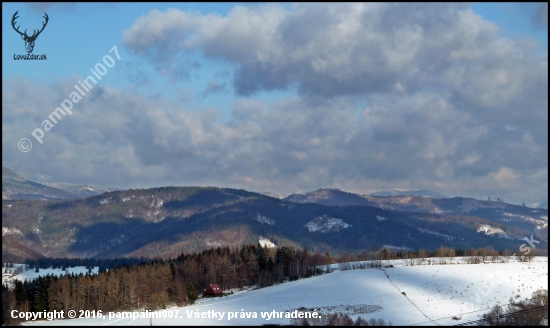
[13,280,28,307]
[34,277,49,312]
[187,281,198,304]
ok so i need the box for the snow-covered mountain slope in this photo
[259,237,277,248]
[304,215,351,233]
[24,258,548,326]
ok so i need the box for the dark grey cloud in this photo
[536,3,548,27]
[525,2,548,28]
[118,59,152,88]
[202,79,228,97]
[123,3,501,98]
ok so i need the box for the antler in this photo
[11,11,49,40]
[11,10,26,37]
[30,13,49,39]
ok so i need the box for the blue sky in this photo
[3,3,298,120]
[2,3,548,206]
[472,3,548,47]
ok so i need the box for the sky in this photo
[2,2,548,206]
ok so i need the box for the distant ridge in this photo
[2,166,117,200]
[259,191,286,199]
[283,188,374,206]
[369,189,448,198]
[2,185,547,261]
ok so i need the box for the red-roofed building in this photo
[204,284,223,297]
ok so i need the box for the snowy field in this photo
[3,264,99,287]
[20,257,547,326]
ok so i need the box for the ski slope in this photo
[22,258,547,326]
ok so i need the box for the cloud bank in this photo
[3,3,547,204]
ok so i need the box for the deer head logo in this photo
[12,11,49,54]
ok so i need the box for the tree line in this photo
[336,245,537,267]
[1,243,540,325]
[2,244,329,325]
[478,289,548,326]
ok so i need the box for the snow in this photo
[21,258,547,326]
[3,264,100,287]
[2,226,23,236]
[382,245,413,252]
[151,198,164,207]
[376,216,386,221]
[304,215,351,233]
[417,228,454,240]
[255,214,275,225]
[99,197,112,205]
[259,237,277,248]
[477,224,505,235]
[205,240,225,247]
[395,196,413,204]
[501,212,548,229]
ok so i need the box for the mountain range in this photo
[2,167,117,200]
[1,168,548,262]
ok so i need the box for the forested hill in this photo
[2,186,547,262]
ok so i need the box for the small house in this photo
[204,284,223,297]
